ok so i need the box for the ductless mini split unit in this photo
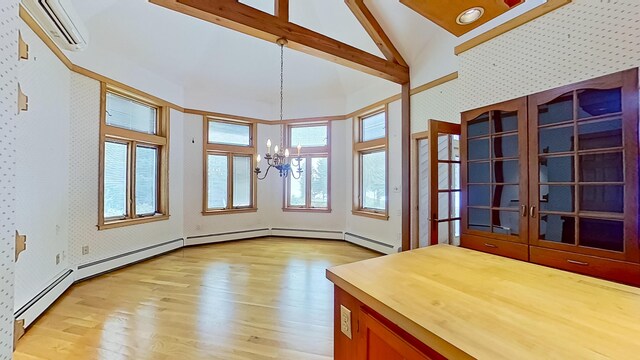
[22,0,89,51]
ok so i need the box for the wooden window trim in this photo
[353,107,389,220]
[98,83,170,230]
[203,117,258,215]
[283,122,332,212]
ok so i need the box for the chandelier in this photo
[255,38,303,180]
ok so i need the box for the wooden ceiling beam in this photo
[275,0,288,22]
[345,0,407,67]
[149,0,409,84]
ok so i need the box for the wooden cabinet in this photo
[334,286,445,360]
[461,68,640,286]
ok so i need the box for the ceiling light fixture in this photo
[255,38,304,180]
[456,7,484,25]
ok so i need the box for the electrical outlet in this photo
[82,245,89,255]
[55,254,60,265]
[340,305,352,339]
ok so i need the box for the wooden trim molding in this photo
[202,117,258,214]
[98,83,171,230]
[455,0,572,55]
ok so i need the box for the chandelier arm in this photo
[257,164,273,181]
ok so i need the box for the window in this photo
[99,85,169,229]
[204,118,256,214]
[354,109,388,219]
[284,123,331,211]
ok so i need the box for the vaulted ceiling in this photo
[61,0,545,118]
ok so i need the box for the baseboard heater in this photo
[344,232,396,254]
[185,228,270,246]
[270,228,343,239]
[76,238,184,281]
[14,269,74,327]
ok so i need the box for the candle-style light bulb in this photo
[256,154,261,163]
[284,148,290,158]
[297,143,301,156]
[266,139,272,154]
[274,145,279,154]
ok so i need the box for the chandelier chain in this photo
[279,42,285,147]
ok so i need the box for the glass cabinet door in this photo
[461,98,529,244]
[528,69,639,262]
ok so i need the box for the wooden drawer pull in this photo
[484,243,497,248]
[567,259,589,266]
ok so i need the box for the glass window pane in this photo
[106,92,156,134]
[207,154,228,209]
[579,218,623,251]
[437,135,450,160]
[311,158,328,208]
[540,156,574,183]
[492,210,519,235]
[579,152,623,183]
[540,215,575,244]
[468,208,490,232]
[539,125,574,154]
[578,119,622,150]
[104,142,128,218]
[493,160,519,183]
[361,112,386,141]
[135,146,157,215]
[451,135,460,161]
[291,126,328,147]
[208,121,251,146]
[580,185,623,213]
[468,185,490,207]
[538,93,573,126]
[289,158,307,206]
[493,134,518,158]
[493,111,518,133]
[468,138,489,160]
[438,192,449,220]
[493,185,519,208]
[539,185,575,212]
[578,88,621,118]
[468,162,489,183]
[452,191,460,218]
[437,221,449,244]
[233,156,251,207]
[451,163,460,190]
[362,151,386,210]
[438,163,449,190]
[452,220,461,246]
[467,113,489,137]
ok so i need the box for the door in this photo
[527,69,639,262]
[428,120,461,245]
[461,98,529,244]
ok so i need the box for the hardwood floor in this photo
[13,237,380,360]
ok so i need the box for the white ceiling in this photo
[62,0,457,118]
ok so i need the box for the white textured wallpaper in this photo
[410,78,461,133]
[0,1,18,358]
[459,0,640,111]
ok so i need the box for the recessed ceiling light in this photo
[456,7,484,25]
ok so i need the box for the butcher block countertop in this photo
[326,244,640,359]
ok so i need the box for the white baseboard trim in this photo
[75,238,184,281]
[270,228,344,240]
[14,269,74,328]
[184,228,271,246]
[344,232,399,255]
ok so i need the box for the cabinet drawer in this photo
[530,246,640,287]
[461,234,529,261]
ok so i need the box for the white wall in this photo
[344,100,403,254]
[0,1,18,358]
[68,74,185,267]
[14,23,71,310]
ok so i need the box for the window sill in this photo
[282,207,332,213]
[352,209,389,220]
[98,214,170,230]
[202,208,258,216]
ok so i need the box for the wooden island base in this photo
[327,245,640,360]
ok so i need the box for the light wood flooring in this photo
[13,237,380,360]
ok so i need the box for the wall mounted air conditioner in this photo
[22,0,89,51]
